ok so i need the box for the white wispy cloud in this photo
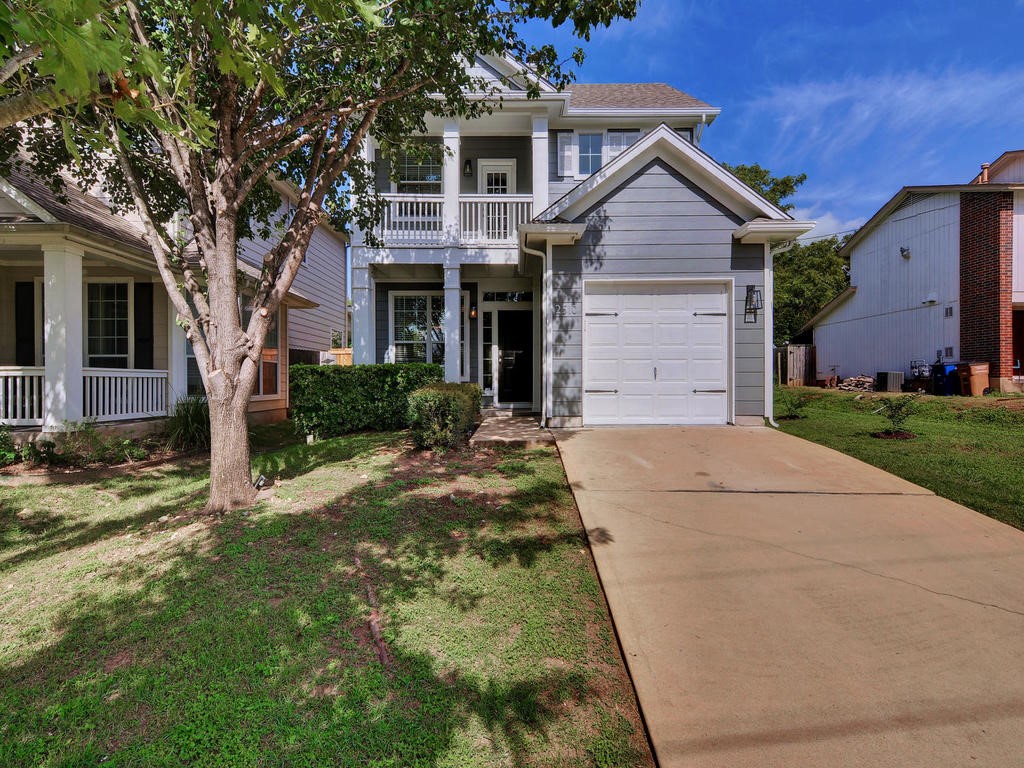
[747,68,1024,165]
[791,207,866,241]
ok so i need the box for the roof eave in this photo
[734,219,815,244]
[799,286,857,334]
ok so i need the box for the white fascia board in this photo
[538,124,793,223]
[0,177,57,222]
[560,107,721,122]
[734,219,815,243]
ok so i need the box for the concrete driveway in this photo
[555,426,1024,768]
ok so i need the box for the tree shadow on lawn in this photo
[1,444,639,767]
[0,434,395,573]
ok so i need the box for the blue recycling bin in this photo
[932,363,959,396]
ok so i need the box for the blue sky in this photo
[525,0,1024,238]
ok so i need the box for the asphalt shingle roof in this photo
[566,83,713,110]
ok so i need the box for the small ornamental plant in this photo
[872,394,920,439]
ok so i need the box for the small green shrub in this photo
[21,439,58,466]
[290,363,444,438]
[58,420,106,467]
[407,382,482,450]
[0,424,19,467]
[777,388,817,419]
[874,394,919,434]
[167,395,211,450]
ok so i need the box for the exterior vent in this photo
[892,192,937,215]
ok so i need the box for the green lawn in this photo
[0,428,652,767]
[776,387,1024,529]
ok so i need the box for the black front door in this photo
[498,310,532,403]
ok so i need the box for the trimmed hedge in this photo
[290,363,444,437]
[407,382,483,450]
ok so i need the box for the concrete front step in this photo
[470,413,554,448]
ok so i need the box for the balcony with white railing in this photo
[83,368,169,422]
[375,194,533,247]
[460,195,533,245]
[0,367,45,426]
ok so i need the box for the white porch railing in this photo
[460,195,533,244]
[0,366,45,426]
[378,194,444,244]
[83,368,169,422]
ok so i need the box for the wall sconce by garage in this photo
[744,285,763,323]
[469,305,478,319]
[463,158,473,177]
[900,246,911,259]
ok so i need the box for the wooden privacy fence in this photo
[775,344,816,387]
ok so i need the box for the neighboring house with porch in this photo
[350,55,811,426]
[808,150,1024,391]
[0,167,338,433]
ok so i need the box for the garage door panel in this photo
[584,281,729,426]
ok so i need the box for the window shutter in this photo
[134,282,154,370]
[557,131,573,177]
[14,282,35,366]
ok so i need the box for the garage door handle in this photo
[694,312,727,316]
[586,312,618,317]
[585,389,619,394]
[693,389,727,393]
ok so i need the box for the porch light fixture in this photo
[463,158,473,177]
[469,305,478,319]
[900,246,911,259]
[744,285,763,324]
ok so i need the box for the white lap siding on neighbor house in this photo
[813,192,961,380]
[548,159,767,420]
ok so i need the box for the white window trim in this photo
[389,145,444,195]
[83,277,134,369]
[33,277,44,366]
[245,301,282,401]
[560,129,646,181]
[387,289,470,381]
[476,159,517,194]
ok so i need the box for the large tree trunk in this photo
[207,393,256,512]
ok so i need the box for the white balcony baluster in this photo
[0,367,45,426]
[82,368,169,422]
[459,195,533,244]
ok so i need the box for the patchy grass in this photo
[0,427,651,767]
[776,387,1024,529]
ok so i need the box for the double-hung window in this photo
[394,145,443,194]
[577,133,604,176]
[240,295,280,397]
[390,292,468,379]
[86,282,130,368]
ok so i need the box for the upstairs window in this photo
[394,145,442,194]
[607,129,642,161]
[578,133,603,175]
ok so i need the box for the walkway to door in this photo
[556,426,1024,768]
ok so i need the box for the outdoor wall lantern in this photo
[463,158,473,177]
[744,285,763,323]
[469,305,478,319]
[900,246,911,259]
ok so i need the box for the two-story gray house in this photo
[350,55,811,426]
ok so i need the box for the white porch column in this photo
[42,243,84,431]
[167,294,188,406]
[443,266,461,382]
[351,265,375,364]
[442,119,461,244]
[531,115,549,215]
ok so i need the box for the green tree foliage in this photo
[722,162,807,211]
[5,0,637,510]
[773,236,850,345]
[724,161,851,345]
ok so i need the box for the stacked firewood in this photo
[838,375,875,392]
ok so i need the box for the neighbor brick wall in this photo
[959,191,1014,379]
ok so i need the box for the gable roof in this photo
[536,124,813,241]
[970,149,1024,184]
[840,182,1024,258]
[566,83,713,111]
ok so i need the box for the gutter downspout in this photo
[764,241,778,427]
[520,234,550,425]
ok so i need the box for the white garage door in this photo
[583,281,729,425]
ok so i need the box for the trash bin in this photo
[932,363,959,396]
[967,362,990,396]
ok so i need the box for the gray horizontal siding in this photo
[549,158,766,421]
[460,136,531,194]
